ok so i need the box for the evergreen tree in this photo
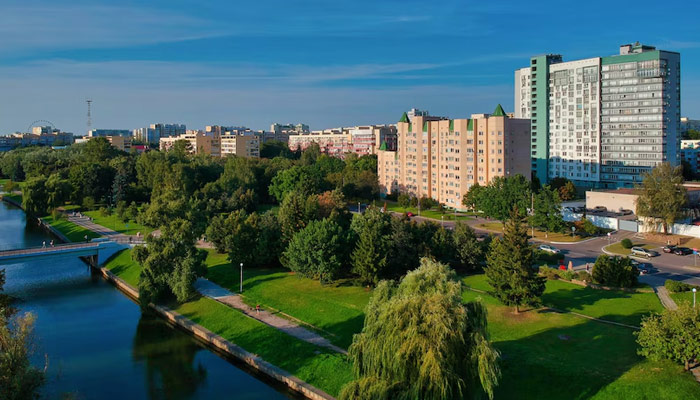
[484,208,545,313]
[453,222,484,271]
[350,208,391,285]
[530,185,565,236]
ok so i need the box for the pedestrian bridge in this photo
[0,240,128,267]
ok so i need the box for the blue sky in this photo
[1,0,699,135]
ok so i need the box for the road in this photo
[398,212,700,286]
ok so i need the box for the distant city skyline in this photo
[1,0,699,135]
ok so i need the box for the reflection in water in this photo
[132,313,207,400]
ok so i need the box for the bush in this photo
[539,265,561,280]
[51,208,64,221]
[591,255,638,287]
[575,271,592,282]
[533,249,565,265]
[397,193,411,209]
[82,196,96,211]
[99,206,113,217]
[560,270,576,281]
[664,279,699,293]
[621,238,633,249]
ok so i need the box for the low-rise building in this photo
[88,129,132,138]
[105,135,132,152]
[681,140,700,174]
[586,185,700,214]
[681,117,700,135]
[377,105,531,209]
[270,123,309,135]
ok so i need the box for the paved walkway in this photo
[194,278,347,354]
[62,211,143,244]
[653,285,678,310]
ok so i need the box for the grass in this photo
[461,275,700,399]
[104,249,141,287]
[42,215,101,242]
[255,204,280,214]
[2,193,23,204]
[669,291,697,307]
[104,249,353,396]
[83,210,154,236]
[204,250,370,349]
[478,222,587,242]
[604,241,658,256]
[384,201,472,221]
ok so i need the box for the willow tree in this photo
[636,163,686,234]
[340,258,500,400]
[485,208,545,313]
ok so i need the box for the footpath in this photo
[194,279,347,354]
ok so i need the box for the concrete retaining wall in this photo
[98,267,335,400]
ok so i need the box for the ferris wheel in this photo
[27,120,56,133]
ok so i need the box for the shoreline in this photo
[0,199,334,400]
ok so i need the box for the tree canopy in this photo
[340,258,500,400]
[635,163,687,234]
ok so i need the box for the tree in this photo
[350,208,392,285]
[636,303,700,371]
[636,163,687,234]
[397,193,411,209]
[277,191,320,241]
[340,258,500,400]
[530,186,565,236]
[453,222,485,271]
[45,173,72,211]
[591,255,638,288]
[282,219,347,283]
[549,177,576,201]
[386,215,421,278]
[462,183,484,210]
[221,211,258,268]
[133,219,207,305]
[427,227,455,265]
[260,140,297,159]
[21,177,48,218]
[476,175,531,220]
[484,208,545,313]
[268,166,321,203]
[687,129,700,140]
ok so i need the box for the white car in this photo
[538,244,560,254]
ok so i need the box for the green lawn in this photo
[104,249,141,287]
[204,250,370,349]
[384,201,472,221]
[461,276,700,399]
[669,291,697,307]
[104,250,353,396]
[478,222,587,242]
[2,193,23,204]
[42,215,101,242]
[604,241,658,256]
[83,210,154,236]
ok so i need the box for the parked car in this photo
[635,262,653,275]
[631,247,659,258]
[673,247,693,256]
[538,244,561,254]
[593,206,607,213]
[662,245,677,253]
[406,212,414,217]
[619,209,633,215]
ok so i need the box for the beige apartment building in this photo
[288,125,397,158]
[159,131,221,157]
[220,134,260,157]
[377,105,531,209]
[105,135,132,152]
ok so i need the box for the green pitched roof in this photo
[492,104,506,117]
[449,119,454,131]
[399,112,409,123]
[423,121,428,132]
[467,119,473,131]
[379,141,387,151]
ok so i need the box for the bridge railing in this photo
[0,242,102,256]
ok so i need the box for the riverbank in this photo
[98,263,336,400]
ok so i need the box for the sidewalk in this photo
[62,211,142,243]
[194,278,347,355]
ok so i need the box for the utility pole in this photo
[240,263,243,293]
[86,99,92,136]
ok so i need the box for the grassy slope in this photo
[83,210,154,236]
[42,215,101,242]
[204,250,370,349]
[669,291,697,307]
[384,201,472,221]
[104,249,352,396]
[604,241,658,256]
[461,280,700,399]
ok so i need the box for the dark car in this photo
[662,245,677,253]
[673,247,693,256]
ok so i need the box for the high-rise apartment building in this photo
[288,125,397,158]
[220,133,260,158]
[515,43,680,188]
[159,131,221,157]
[88,129,132,138]
[134,123,186,144]
[270,123,310,134]
[377,105,530,208]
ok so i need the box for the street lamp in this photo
[441,215,444,227]
[240,263,243,293]
[358,202,361,213]
[693,288,697,309]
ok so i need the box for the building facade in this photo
[515,43,681,188]
[377,105,531,209]
[270,123,309,135]
[681,140,700,174]
[134,123,186,144]
[681,117,700,135]
[220,134,260,158]
[288,125,397,158]
[159,131,221,157]
[88,129,132,138]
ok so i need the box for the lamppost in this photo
[358,202,361,213]
[240,263,243,293]
[693,287,697,309]
[441,215,444,228]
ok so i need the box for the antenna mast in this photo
[86,99,92,135]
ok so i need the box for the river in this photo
[0,201,296,399]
